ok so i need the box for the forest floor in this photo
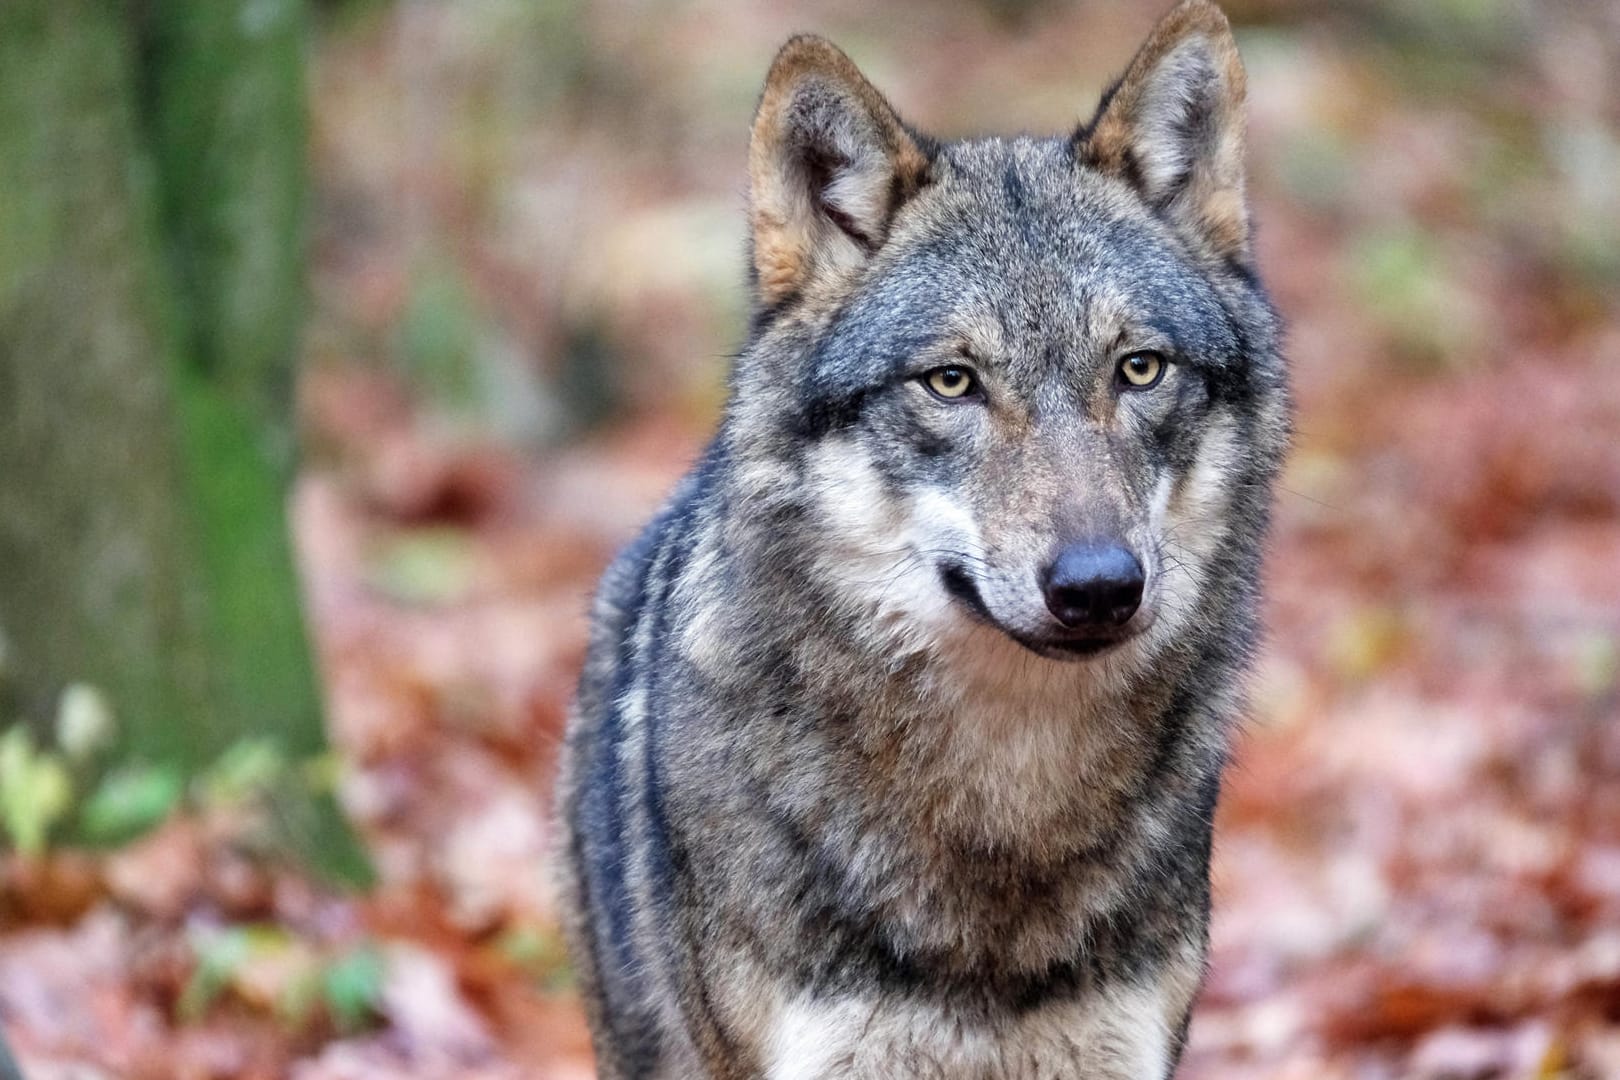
[5,1,1620,1077]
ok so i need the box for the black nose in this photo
[1041,542,1145,630]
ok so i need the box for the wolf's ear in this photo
[1077,0,1250,264]
[749,37,932,306]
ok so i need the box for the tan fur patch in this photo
[748,36,930,304]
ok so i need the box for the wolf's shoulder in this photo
[586,438,728,652]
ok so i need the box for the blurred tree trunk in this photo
[0,0,367,882]
[0,3,210,760]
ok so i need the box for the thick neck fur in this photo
[663,452,1237,992]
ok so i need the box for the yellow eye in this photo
[1118,351,1165,389]
[924,366,977,400]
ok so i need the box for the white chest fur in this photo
[763,983,1182,1080]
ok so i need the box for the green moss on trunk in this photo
[0,0,367,883]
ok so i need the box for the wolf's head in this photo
[723,0,1289,675]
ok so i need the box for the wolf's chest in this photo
[756,985,1180,1080]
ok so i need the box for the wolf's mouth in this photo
[1038,635,1127,656]
[939,563,996,623]
[937,563,1138,660]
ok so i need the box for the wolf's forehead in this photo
[904,138,1159,281]
[938,135,1069,176]
[937,136,1119,217]
[878,139,1226,356]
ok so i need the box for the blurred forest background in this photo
[2,0,1619,1077]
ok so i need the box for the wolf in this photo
[556,1,1290,1076]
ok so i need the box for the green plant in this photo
[0,725,72,856]
[0,681,352,863]
[179,924,387,1035]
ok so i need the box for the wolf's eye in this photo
[923,366,978,400]
[1117,351,1166,389]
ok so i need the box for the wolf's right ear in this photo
[749,37,932,306]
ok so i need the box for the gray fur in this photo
[557,7,1289,1077]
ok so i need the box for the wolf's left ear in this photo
[749,37,932,306]
[1077,0,1251,264]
